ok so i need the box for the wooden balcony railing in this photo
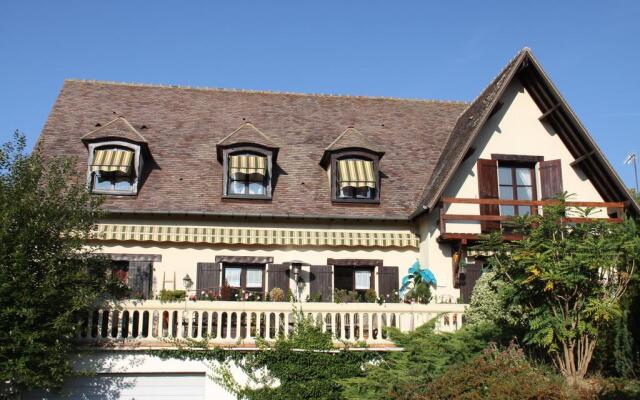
[438,197,625,243]
[77,301,466,349]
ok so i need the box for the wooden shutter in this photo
[477,159,500,232]
[196,263,221,298]
[267,264,290,293]
[539,159,563,200]
[310,265,333,302]
[460,262,483,303]
[128,261,152,299]
[377,266,399,300]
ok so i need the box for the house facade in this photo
[30,48,638,398]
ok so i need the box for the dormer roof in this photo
[320,127,384,166]
[81,116,148,144]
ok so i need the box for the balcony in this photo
[77,300,466,349]
[438,197,624,243]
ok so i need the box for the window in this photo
[498,164,537,216]
[331,152,380,202]
[223,264,265,291]
[223,148,273,199]
[88,142,141,195]
[109,260,152,299]
[334,266,374,295]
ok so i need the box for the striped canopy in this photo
[229,155,267,180]
[337,159,376,189]
[91,149,134,175]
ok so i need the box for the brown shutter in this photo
[460,262,483,303]
[267,264,290,293]
[196,263,221,298]
[310,265,333,302]
[377,266,399,300]
[539,159,563,200]
[477,159,500,232]
[128,261,152,300]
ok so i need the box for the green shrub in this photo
[334,289,358,303]
[305,293,324,302]
[596,378,640,400]
[269,287,285,302]
[364,289,377,303]
[405,281,432,304]
[465,271,521,326]
[407,344,570,400]
[158,289,186,302]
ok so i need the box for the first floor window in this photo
[223,264,264,291]
[336,158,377,200]
[227,153,269,197]
[90,147,137,194]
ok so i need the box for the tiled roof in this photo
[38,79,467,219]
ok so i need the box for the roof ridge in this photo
[63,79,469,105]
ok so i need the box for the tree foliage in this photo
[476,197,640,385]
[0,132,115,395]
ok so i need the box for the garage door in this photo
[24,373,206,400]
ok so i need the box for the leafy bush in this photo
[465,271,521,326]
[269,287,285,302]
[596,378,640,400]
[407,344,570,400]
[334,289,358,303]
[158,289,186,302]
[341,322,500,399]
[364,289,377,303]
[404,281,432,304]
[305,293,324,302]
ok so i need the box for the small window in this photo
[88,143,140,195]
[498,164,536,216]
[331,153,380,202]
[223,149,272,198]
[335,266,374,295]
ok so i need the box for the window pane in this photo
[94,172,113,190]
[500,205,515,216]
[515,168,532,185]
[248,182,266,195]
[246,268,263,288]
[114,179,133,191]
[339,186,354,198]
[229,180,246,195]
[355,270,371,290]
[355,187,373,199]
[518,206,532,216]
[225,267,241,287]
[517,186,533,200]
[498,167,512,185]
[499,186,513,200]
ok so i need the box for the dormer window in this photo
[222,146,273,199]
[87,141,142,195]
[329,151,381,203]
[336,158,377,200]
[228,153,268,196]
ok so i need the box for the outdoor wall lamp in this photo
[183,274,193,292]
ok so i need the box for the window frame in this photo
[334,266,375,293]
[87,140,142,196]
[222,263,266,292]
[222,146,273,200]
[496,161,538,216]
[330,150,380,204]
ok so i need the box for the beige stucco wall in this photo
[420,80,606,301]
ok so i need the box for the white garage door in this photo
[25,373,206,400]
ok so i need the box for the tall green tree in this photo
[478,197,640,385]
[0,132,115,395]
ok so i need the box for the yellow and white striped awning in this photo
[229,155,267,180]
[92,224,419,248]
[337,159,376,189]
[91,149,134,175]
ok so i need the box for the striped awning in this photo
[91,224,419,248]
[337,159,376,189]
[91,149,134,175]
[229,155,267,180]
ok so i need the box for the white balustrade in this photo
[78,300,466,347]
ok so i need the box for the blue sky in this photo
[1,1,638,187]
